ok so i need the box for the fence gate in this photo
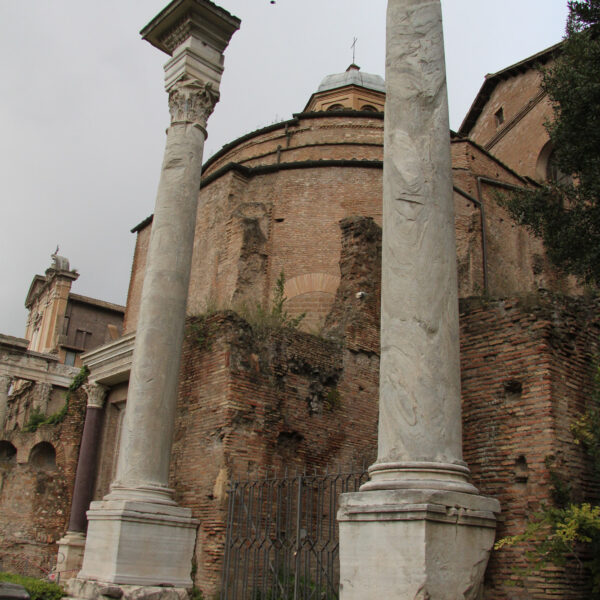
[220,468,369,600]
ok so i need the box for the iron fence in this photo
[220,466,369,600]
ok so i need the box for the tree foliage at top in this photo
[502,0,600,284]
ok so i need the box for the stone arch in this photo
[29,441,57,471]
[0,441,17,464]
[283,273,340,300]
[536,140,571,184]
[535,140,554,182]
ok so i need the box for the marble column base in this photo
[57,531,86,581]
[77,499,198,587]
[338,489,500,600]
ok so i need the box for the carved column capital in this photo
[83,382,109,409]
[168,76,220,129]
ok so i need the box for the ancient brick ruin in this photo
[0,30,597,599]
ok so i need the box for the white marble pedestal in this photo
[57,531,86,581]
[338,489,500,600]
[76,499,198,587]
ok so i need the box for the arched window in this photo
[29,441,56,470]
[0,441,17,464]
[326,104,345,112]
[536,141,572,185]
[360,104,377,112]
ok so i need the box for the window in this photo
[64,350,79,366]
[494,107,505,127]
[326,104,345,112]
[360,104,377,112]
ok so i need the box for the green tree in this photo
[502,0,600,284]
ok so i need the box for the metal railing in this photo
[220,466,369,600]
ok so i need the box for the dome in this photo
[317,64,385,94]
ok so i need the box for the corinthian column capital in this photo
[83,382,109,409]
[168,77,220,129]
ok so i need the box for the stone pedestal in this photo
[77,500,197,587]
[339,490,499,599]
[57,531,86,581]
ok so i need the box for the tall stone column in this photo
[74,0,240,592]
[57,382,107,581]
[0,375,11,431]
[338,2,500,598]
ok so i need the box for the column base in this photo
[57,531,86,581]
[338,489,500,600]
[77,498,198,587]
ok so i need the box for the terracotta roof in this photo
[68,293,125,313]
[458,41,563,137]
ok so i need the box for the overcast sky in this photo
[0,0,569,338]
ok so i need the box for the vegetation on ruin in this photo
[495,365,600,596]
[190,271,305,349]
[0,573,64,600]
[239,270,306,338]
[23,366,89,433]
[501,0,600,285]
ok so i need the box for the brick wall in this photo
[467,66,554,181]
[460,294,600,599]
[125,111,575,336]
[0,387,86,577]
[202,114,384,176]
[123,223,151,334]
[167,307,379,597]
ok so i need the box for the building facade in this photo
[1,49,597,599]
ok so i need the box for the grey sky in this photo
[0,0,569,338]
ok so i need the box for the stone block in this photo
[57,531,87,581]
[338,489,499,600]
[78,499,198,587]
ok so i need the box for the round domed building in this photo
[124,64,565,334]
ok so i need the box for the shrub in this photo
[0,572,64,600]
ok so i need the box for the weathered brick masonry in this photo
[460,294,600,600]
[0,387,86,576]
[163,218,382,596]
[120,218,600,598]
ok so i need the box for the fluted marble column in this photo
[338,2,499,598]
[74,1,240,591]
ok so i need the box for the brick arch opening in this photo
[284,273,340,300]
[29,441,56,471]
[284,273,341,331]
[0,441,17,464]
